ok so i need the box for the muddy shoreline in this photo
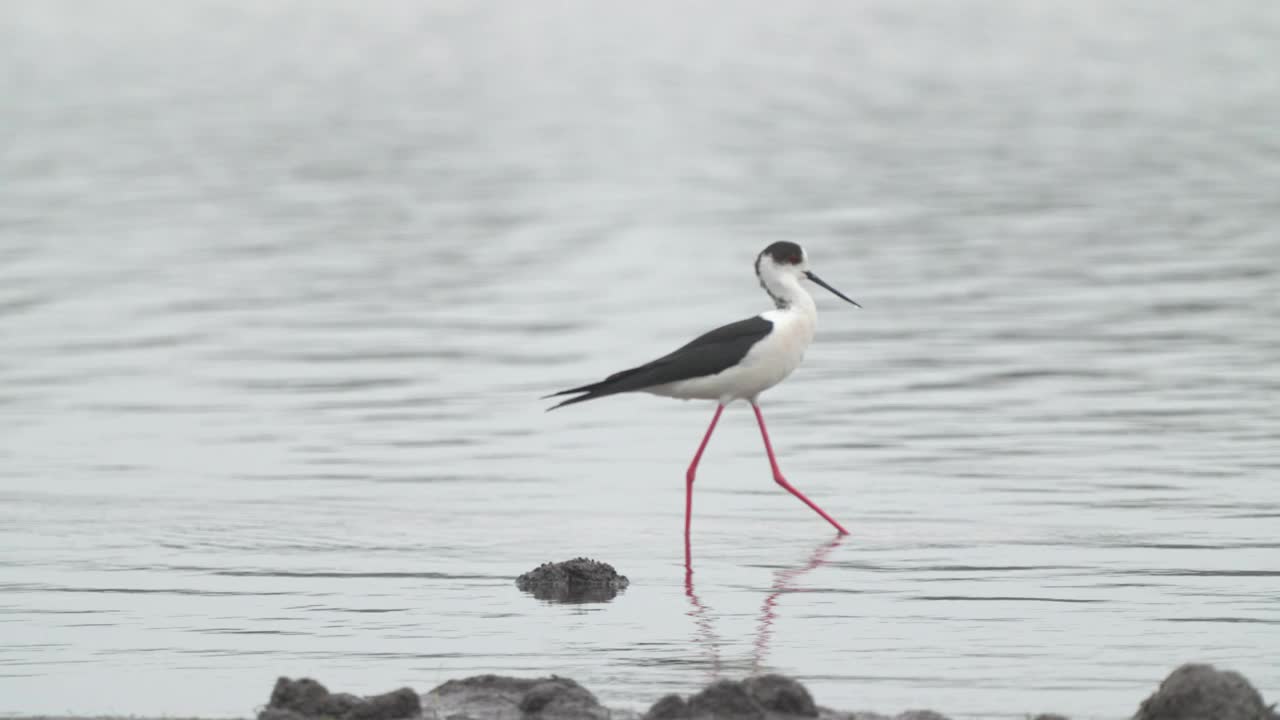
[14,663,1274,720]
[13,565,1275,720]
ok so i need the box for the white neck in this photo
[761,268,817,318]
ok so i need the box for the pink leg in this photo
[685,404,725,564]
[751,403,849,535]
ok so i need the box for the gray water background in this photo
[2,2,1278,718]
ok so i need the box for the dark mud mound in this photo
[1135,663,1277,720]
[644,675,947,720]
[516,557,629,603]
[645,675,814,719]
[426,674,608,720]
[258,677,419,720]
[247,662,1278,720]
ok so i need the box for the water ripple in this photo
[2,1,1278,718]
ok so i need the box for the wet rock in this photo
[743,675,817,717]
[260,678,419,720]
[839,712,951,720]
[426,674,609,720]
[346,689,422,720]
[688,680,765,719]
[520,678,606,718]
[636,675,959,720]
[516,557,630,603]
[841,713,952,720]
[644,676,839,719]
[1134,664,1273,720]
[845,706,956,720]
[646,694,691,719]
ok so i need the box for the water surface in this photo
[2,2,1278,719]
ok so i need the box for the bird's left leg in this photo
[750,402,849,535]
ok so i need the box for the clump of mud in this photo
[258,677,419,720]
[516,557,629,603]
[644,675,953,719]
[645,675,817,719]
[427,674,608,720]
[1134,663,1278,720]
[251,661,1280,720]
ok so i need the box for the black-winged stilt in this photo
[546,242,859,547]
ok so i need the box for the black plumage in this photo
[545,315,774,410]
[758,241,804,265]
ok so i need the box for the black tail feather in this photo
[544,378,636,409]
[545,355,680,411]
[543,367,649,411]
[545,389,609,411]
[541,382,603,400]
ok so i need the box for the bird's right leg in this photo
[685,404,725,566]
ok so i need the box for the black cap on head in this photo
[759,241,804,266]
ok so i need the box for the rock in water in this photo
[742,675,818,717]
[1134,664,1273,720]
[516,557,630,603]
[259,677,419,720]
[426,674,609,720]
[645,694,691,719]
[642,674,945,720]
[686,679,765,719]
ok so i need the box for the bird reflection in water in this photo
[684,535,845,680]
[749,535,844,673]
[684,560,723,677]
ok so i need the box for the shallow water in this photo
[2,2,1279,719]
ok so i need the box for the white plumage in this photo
[546,241,859,543]
[650,267,818,403]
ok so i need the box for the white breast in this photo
[736,308,815,394]
[649,308,816,404]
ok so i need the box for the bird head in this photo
[755,242,860,308]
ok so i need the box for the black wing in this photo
[545,315,773,410]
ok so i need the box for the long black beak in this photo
[805,271,861,307]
